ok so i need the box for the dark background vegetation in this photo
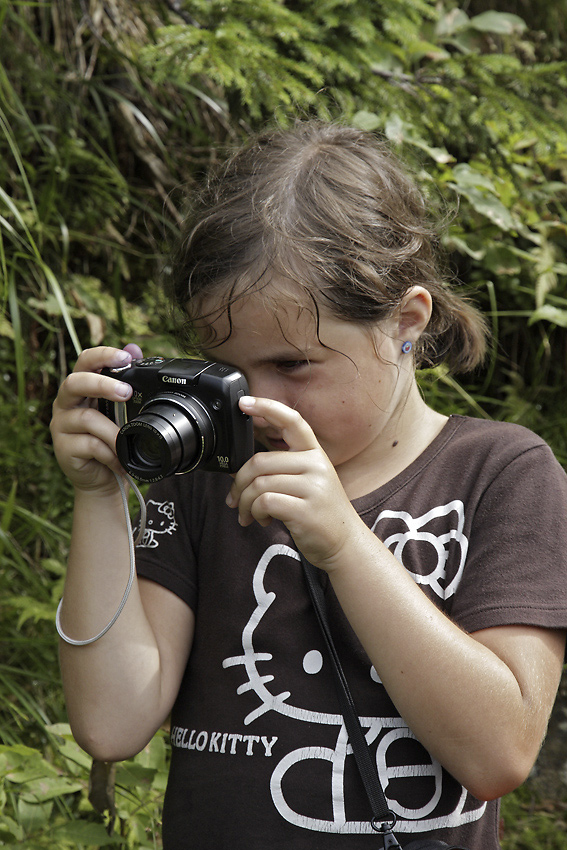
[1,0,566,846]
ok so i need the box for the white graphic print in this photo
[135,499,177,548]
[223,532,485,835]
[372,500,468,600]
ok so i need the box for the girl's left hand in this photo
[226,396,362,570]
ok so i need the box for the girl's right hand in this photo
[50,346,140,494]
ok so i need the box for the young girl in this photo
[50,121,567,850]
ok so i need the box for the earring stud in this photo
[401,340,413,354]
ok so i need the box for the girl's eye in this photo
[275,360,309,373]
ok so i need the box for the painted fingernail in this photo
[123,343,143,360]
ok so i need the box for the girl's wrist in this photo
[73,476,128,506]
[305,516,369,577]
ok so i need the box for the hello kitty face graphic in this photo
[372,500,468,600]
[135,499,177,549]
[222,531,484,834]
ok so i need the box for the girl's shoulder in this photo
[441,414,562,472]
[354,414,565,514]
[444,413,552,451]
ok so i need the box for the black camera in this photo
[99,357,254,483]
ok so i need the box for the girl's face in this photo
[196,286,424,483]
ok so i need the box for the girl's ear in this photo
[397,286,432,342]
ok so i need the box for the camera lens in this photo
[130,428,164,466]
[115,393,215,482]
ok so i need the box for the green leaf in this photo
[436,8,470,37]
[0,311,14,338]
[20,776,83,802]
[115,763,157,786]
[0,813,23,843]
[469,11,527,35]
[17,797,53,831]
[52,819,124,845]
[407,138,455,164]
[6,595,57,627]
[450,164,498,193]
[483,246,522,275]
[528,305,567,328]
[450,184,517,231]
[0,745,58,780]
[351,110,382,131]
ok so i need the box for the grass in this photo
[501,785,567,849]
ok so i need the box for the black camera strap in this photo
[300,553,468,850]
[299,553,402,849]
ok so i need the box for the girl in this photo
[50,121,567,849]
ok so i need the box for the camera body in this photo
[99,356,254,483]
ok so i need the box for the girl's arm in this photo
[51,347,193,761]
[328,542,564,801]
[228,396,566,801]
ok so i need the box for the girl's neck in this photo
[337,389,448,500]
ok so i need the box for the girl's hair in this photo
[170,120,488,373]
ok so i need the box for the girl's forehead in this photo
[194,284,388,364]
[195,282,322,341]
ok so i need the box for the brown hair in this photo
[170,120,488,373]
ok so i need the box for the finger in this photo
[238,396,319,452]
[58,404,121,444]
[51,404,120,460]
[54,370,133,413]
[72,346,134,374]
[62,432,124,476]
[123,342,143,360]
[227,448,316,507]
[236,470,309,521]
[236,474,305,527]
[51,415,125,483]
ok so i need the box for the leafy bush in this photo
[0,725,168,848]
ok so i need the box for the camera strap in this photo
[56,473,147,646]
[299,552,401,849]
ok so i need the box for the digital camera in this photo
[99,357,254,483]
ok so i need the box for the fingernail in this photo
[111,350,132,366]
[116,382,132,398]
[239,396,255,408]
[123,343,143,360]
[225,492,236,508]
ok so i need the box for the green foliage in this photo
[501,784,567,849]
[0,725,168,847]
[1,0,566,846]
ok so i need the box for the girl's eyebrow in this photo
[255,347,317,365]
[201,339,321,368]
[200,349,307,368]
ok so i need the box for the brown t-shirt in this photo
[135,415,567,849]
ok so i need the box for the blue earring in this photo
[401,340,413,354]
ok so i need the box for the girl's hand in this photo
[226,396,362,570]
[50,345,142,494]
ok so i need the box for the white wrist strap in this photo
[55,473,147,646]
